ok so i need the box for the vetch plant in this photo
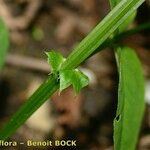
[0,0,149,149]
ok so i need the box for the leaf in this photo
[46,51,65,74]
[59,69,89,94]
[109,1,145,150]
[46,51,89,93]
[119,12,137,32]
[0,19,9,70]
[109,0,119,8]
[114,46,145,150]
[72,70,89,94]
[59,70,72,92]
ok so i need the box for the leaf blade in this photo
[72,70,89,94]
[59,69,89,94]
[46,51,65,74]
[114,46,145,150]
[59,70,72,92]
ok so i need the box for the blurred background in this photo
[0,0,149,149]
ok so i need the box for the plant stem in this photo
[62,0,145,70]
[115,21,150,41]
[0,75,59,140]
[89,22,150,58]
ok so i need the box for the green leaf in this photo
[59,70,72,92]
[0,19,9,70]
[72,70,89,94]
[109,0,119,8]
[119,12,137,32]
[46,51,89,93]
[109,1,145,150]
[114,46,145,150]
[59,69,89,94]
[46,51,65,74]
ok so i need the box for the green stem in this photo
[62,0,144,70]
[0,75,59,140]
[90,22,150,57]
[115,21,150,41]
